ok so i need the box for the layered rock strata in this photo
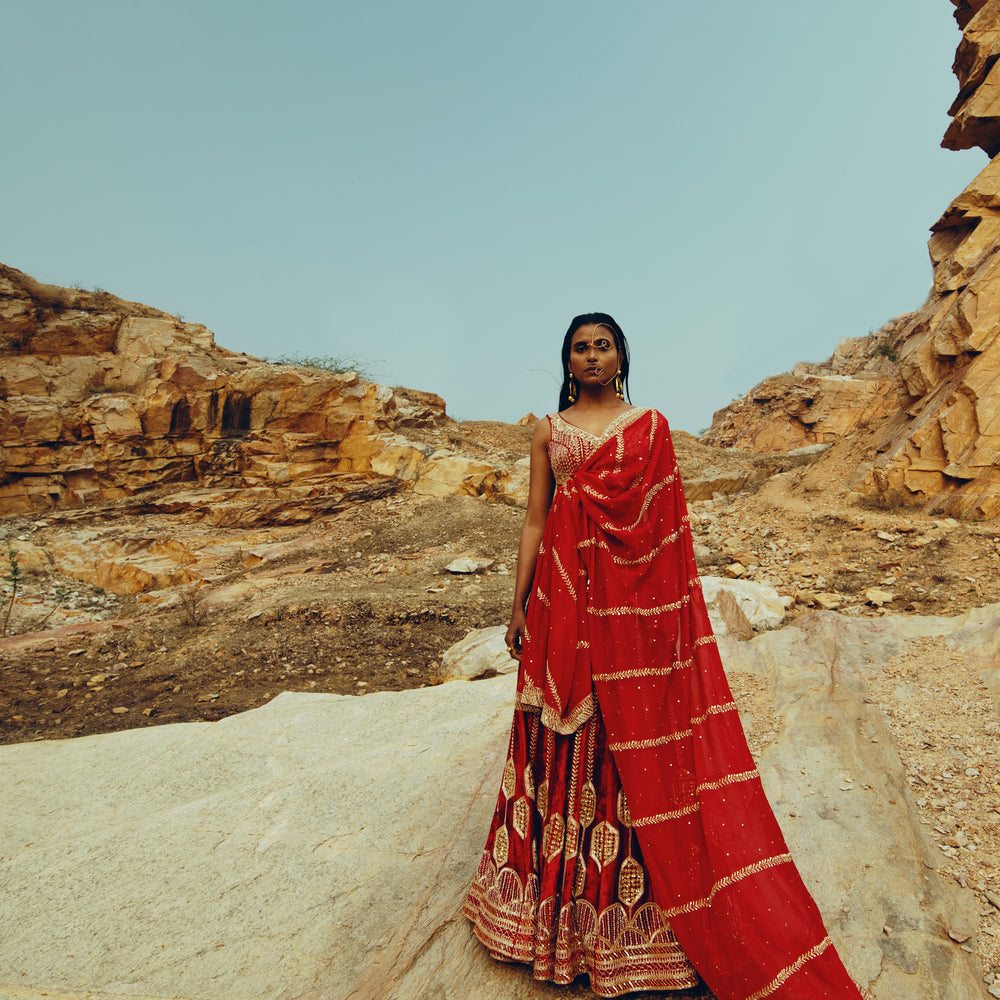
[705,4,1000,518]
[0,265,522,516]
[702,321,906,454]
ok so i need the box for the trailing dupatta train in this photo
[514,408,871,1000]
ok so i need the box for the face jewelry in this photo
[585,325,625,400]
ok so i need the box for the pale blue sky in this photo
[3,1,984,432]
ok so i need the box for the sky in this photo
[2,0,986,433]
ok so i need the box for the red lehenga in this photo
[465,408,873,1000]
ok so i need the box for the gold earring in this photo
[614,370,624,400]
[567,372,577,404]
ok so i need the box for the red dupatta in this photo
[515,409,871,1000]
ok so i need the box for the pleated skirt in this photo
[464,705,703,997]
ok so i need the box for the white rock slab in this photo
[702,576,787,631]
[0,682,530,1000]
[738,612,982,998]
[0,608,992,1000]
[437,625,515,681]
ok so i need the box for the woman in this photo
[464,314,873,999]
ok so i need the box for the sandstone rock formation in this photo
[704,4,1000,519]
[0,264,525,518]
[1,607,992,1000]
[701,323,906,455]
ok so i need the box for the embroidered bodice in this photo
[546,408,646,487]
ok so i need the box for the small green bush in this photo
[871,340,899,362]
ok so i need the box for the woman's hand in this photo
[505,608,526,662]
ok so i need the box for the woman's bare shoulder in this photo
[531,415,552,446]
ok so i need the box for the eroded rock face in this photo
[703,6,1000,519]
[0,264,525,517]
[702,326,905,454]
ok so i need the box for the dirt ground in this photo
[1,421,998,748]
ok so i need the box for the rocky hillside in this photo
[0,263,525,517]
[704,1,1000,520]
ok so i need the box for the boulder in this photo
[444,556,495,574]
[736,612,983,998]
[0,608,989,999]
[702,576,787,631]
[436,625,515,681]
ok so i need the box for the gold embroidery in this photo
[553,407,651,444]
[543,815,566,861]
[617,791,633,827]
[593,657,692,681]
[633,802,700,827]
[746,936,832,1000]
[580,782,597,827]
[589,821,620,869]
[537,780,549,817]
[579,529,681,566]
[587,595,689,617]
[610,529,680,566]
[618,856,644,906]
[662,853,794,919]
[492,826,509,867]
[581,481,612,504]
[608,702,739,752]
[502,759,516,799]
[693,634,717,648]
[565,816,580,860]
[697,769,760,794]
[465,852,701,994]
[512,796,531,838]
[523,764,535,799]
[608,728,691,752]
[620,476,674,532]
[573,857,587,897]
[539,691,596,735]
[552,547,577,601]
[689,701,739,726]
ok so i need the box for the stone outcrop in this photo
[1,608,994,1000]
[0,264,525,517]
[702,323,906,455]
[704,5,1000,519]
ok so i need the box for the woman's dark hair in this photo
[557,312,632,412]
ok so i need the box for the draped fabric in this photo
[469,407,872,1000]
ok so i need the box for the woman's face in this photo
[568,324,620,388]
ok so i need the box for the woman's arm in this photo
[506,417,556,661]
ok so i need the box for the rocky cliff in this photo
[0,264,523,517]
[705,2,1000,519]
